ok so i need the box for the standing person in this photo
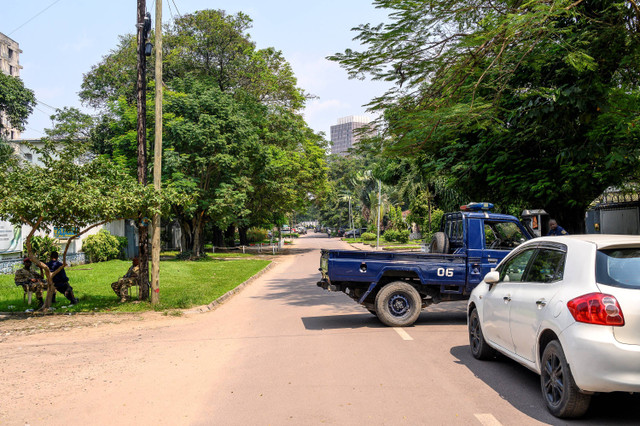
[46,251,79,305]
[547,219,569,236]
[14,258,46,307]
[111,257,140,302]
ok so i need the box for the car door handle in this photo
[536,299,547,307]
[503,295,511,302]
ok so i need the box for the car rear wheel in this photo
[540,340,591,418]
[468,309,494,360]
[374,282,421,327]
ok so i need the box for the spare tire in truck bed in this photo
[429,232,449,254]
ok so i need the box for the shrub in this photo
[30,235,60,261]
[82,229,125,263]
[383,230,399,242]
[247,228,268,243]
[397,230,410,244]
[361,232,376,241]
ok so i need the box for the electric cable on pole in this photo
[136,0,151,300]
[151,0,163,304]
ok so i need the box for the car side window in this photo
[499,249,535,282]
[525,249,566,283]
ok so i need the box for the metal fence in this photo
[0,252,86,275]
[211,243,281,255]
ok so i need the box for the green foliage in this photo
[82,229,126,263]
[0,73,36,135]
[382,230,398,243]
[246,228,268,243]
[361,232,376,241]
[83,10,328,256]
[382,229,410,243]
[30,235,60,262]
[397,230,410,244]
[331,1,640,231]
[387,205,406,231]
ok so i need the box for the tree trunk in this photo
[192,214,205,258]
[224,225,236,247]
[238,226,249,246]
[212,226,224,248]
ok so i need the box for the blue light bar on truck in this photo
[460,202,494,211]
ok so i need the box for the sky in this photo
[3,0,391,140]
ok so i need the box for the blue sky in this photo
[4,0,390,140]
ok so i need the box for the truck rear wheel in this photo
[375,282,421,327]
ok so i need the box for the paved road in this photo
[1,233,638,425]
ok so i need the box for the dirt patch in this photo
[0,310,175,342]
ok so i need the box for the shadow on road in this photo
[413,301,467,326]
[451,345,640,424]
[301,312,384,330]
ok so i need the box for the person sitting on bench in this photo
[46,251,79,305]
[111,257,140,302]
[14,258,45,307]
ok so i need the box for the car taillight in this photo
[567,293,625,326]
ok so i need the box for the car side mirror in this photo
[484,270,500,284]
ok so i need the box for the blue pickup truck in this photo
[317,203,533,327]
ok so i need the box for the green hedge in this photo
[82,229,127,263]
[382,229,410,244]
[361,232,376,241]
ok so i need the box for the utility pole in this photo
[376,180,381,250]
[136,0,150,300]
[150,0,163,304]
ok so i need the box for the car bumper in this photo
[560,323,640,393]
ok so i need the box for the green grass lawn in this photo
[0,257,270,314]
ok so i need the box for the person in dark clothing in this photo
[547,219,569,236]
[45,251,78,305]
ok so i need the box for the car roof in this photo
[535,234,640,249]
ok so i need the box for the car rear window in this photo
[596,248,640,289]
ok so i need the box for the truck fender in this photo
[357,266,423,304]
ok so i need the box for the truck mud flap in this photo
[358,282,378,304]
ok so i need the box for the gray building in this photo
[0,32,23,141]
[330,115,373,156]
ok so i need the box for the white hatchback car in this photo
[468,235,640,418]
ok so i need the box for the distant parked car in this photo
[468,235,640,418]
[343,228,368,238]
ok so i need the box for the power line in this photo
[166,0,175,21]
[8,0,65,36]
[170,0,182,18]
[35,98,59,111]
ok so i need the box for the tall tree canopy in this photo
[0,73,36,163]
[331,0,640,231]
[81,9,327,255]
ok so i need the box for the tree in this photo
[0,73,36,139]
[82,9,327,254]
[330,0,640,232]
[0,73,36,164]
[0,144,154,309]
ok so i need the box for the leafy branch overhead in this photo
[330,0,640,231]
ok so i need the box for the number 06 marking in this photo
[437,268,454,277]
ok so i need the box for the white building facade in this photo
[330,115,374,156]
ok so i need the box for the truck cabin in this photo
[436,203,532,254]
